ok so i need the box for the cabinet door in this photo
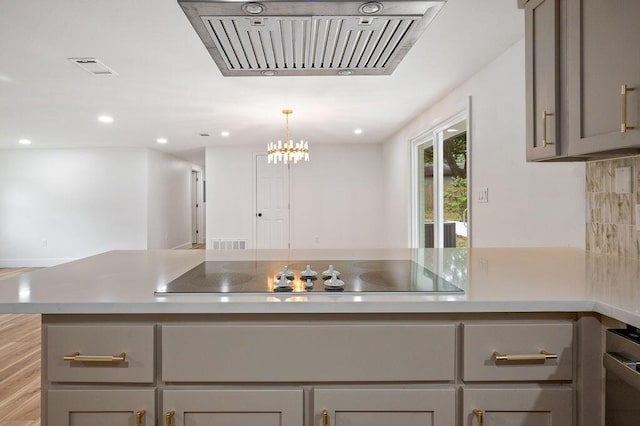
[313,388,456,426]
[47,389,155,426]
[567,0,640,155]
[526,0,560,161]
[463,387,572,425]
[162,389,303,426]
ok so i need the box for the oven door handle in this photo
[604,352,640,392]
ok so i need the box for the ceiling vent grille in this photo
[179,1,445,77]
[68,58,118,76]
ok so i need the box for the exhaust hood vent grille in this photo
[179,1,445,76]
[203,16,419,73]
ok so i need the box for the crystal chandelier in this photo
[267,109,309,164]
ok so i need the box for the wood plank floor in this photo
[0,269,41,426]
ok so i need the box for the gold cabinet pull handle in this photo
[322,409,328,426]
[621,84,636,133]
[135,410,146,426]
[542,110,554,147]
[493,350,558,362]
[165,410,175,426]
[473,408,484,426]
[63,352,126,362]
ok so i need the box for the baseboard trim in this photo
[0,258,77,267]
[171,242,193,250]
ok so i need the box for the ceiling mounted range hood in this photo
[177,0,446,77]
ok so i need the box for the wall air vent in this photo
[68,58,118,76]
[178,0,446,77]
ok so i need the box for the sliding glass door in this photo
[413,115,469,248]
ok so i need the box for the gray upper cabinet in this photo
[525,0,561,161]
[523,0,640,161]
[567,0,640,156]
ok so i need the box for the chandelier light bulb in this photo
[267,110,310,165]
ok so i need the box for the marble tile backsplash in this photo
[586,156,640,258]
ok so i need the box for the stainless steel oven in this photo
[605,326,640,425]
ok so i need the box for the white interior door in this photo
[256,155,290,249]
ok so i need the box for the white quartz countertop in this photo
[0,248,639,327]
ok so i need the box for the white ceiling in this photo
[0,0,523,166]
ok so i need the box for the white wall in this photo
[205,143,385,249]
[0,148,148,266]
[290,144,385,248]
[146,149,194,249]
[383,38,586,248]
[206,145,260,247]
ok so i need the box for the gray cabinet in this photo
[161,389,303,426]
[313,388,456,426]
[525,0,561,161]
[523,0,640,160]
[567,0,640,156]
[463,387,572,425]
[47,389,155,426]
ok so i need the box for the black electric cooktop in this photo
[156,260,464,294]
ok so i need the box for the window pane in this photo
[442,121,467,248]
[419,141,434,248]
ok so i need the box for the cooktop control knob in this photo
[322,265,340,279]
[273,274,293,291]
[324,272,345,289]
[276,266,295,280]
[300,265,317,279]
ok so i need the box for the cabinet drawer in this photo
[162,323,456,382]
[463,322,573,381]
[46,325,155,383]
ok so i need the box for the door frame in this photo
[191,169,203,244]
[252,153,292,249]
[410,97,472,248]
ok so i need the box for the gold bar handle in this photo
[63,352,126,362]
[621,84,636,133]
[165,410,175,426]
[493,350,558,362]
[473,408,484,426]
[135,410,146,426]
[542,110,554,147]
[322,409,328,426]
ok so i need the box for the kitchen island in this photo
[1,248,637,426]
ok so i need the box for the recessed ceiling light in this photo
[98,115,114,123]
[354,129,363,135]
[18,139,31,145]
[447,128,458,132]
[221,131,230,137]
[156,138,168,144]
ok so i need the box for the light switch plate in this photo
[615,166,632,193]
[478,187,488,203]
